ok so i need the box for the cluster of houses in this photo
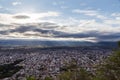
[0,47,112,80]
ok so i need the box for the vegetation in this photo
[92,44,120,80]
[58,59,92,80]
[26,76,36,80]
[58,68,92,80]
[44,76,53,80]
[118,41,120,47]
[0,59,23,79]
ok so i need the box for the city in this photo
[0,46,113,80]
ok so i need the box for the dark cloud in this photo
[0,23,12,27]
[8,25,65,35]
[13,15,30,19]
[0,22,120,42]
[10,26,34,33]
[54,31,99,38]
[54,31,120,41]
[95,33,120,41]
[0,23,66,37]
[0,31,8,35]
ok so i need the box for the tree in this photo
[118,41,120,47]
[58,59,92,80]
[93,41,120,80]
[26,76,36,80]
[44,76,53,80]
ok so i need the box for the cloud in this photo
[0,10,120,42]
[104,19,120,25]
[73,9,98,15]
[0,11,60,24]
[53,2,57,6]
[13,15,30,19]
[53,1,65,6]
[60,6,68,9]
[111,13,120,17]
[0,6,2,9]
[12,2,22,6]
[53,1,67,9]
[72,9,106,19]
[0,20,120,42]
[0,23,97,42]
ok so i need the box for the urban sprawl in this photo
[0,47,113,80]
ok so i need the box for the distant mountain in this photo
[0,39,118,48]
[0,39,93,47]
[96,41,118,48]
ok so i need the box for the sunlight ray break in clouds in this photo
[0,0,120,42]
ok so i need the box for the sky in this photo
[0,0,120,42]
